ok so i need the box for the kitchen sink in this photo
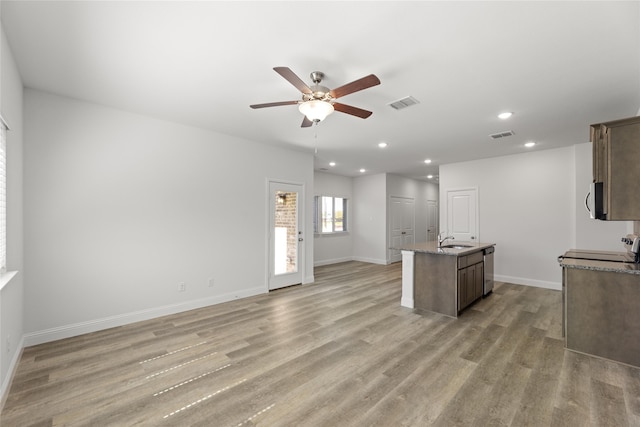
[440,244,473,249]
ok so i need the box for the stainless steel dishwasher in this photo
[483,246,495,296]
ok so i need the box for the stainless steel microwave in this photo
[586,182,605,220]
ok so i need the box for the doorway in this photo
[389,196,415,263]
[427,200,438,241]
[268,181,303,290]
[445,188,478,242]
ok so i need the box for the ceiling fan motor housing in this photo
[310,71,324,84]
[305,71,332,102]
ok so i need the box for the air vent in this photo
[489,130,515,139]
[388,96,420,110]
[318,168,329,171]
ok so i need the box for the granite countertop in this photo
[392,241,495,256]
[559,257,640,275]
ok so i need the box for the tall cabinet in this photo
[590,116,640,220]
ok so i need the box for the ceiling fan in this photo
[250,67,381,127]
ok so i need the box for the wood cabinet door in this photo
[457,268,468,311]
[474,262,484,301]
[458,262,484,313]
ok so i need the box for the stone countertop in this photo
[392,241,495,256]
[559,257,640,275]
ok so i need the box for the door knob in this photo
[298,238,304,242]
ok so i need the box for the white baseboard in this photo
[314,257,392,267]
[401,297,414,309]
[23,286,266,347]
[314,256,353,267]
[495,274,561,291]
[351,256,389,265]
[0,335,25,411]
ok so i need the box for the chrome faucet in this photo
[438,232,454,247]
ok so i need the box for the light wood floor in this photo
[3,261,640,426]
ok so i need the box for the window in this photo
[0,116,7,273]
[314,196,347,233]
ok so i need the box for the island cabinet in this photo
[411,246,491,317]
[396,241,495,317]
[457,251,484,312]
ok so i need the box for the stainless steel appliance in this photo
[560,234,640,263]
[483,246,495,296]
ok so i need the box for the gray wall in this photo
[352,173,388,264]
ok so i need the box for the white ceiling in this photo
[2,1,639,180]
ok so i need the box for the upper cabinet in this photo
[591,116,640,220]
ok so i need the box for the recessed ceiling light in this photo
[427,175,434,179]
[378,142,388,148]
[498,112,513,119]
[359,168,366,173]
[424,159,432,164]
[524,141,536,148]
[329,162,336,167]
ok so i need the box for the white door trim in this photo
[426,199,438,242]
[388,195,415,263]
[443,187,479,242]
[266,179,306,291]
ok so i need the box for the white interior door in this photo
[427,200,438,241]
[446,188,478,242]
[268,181,303,290]
[389,196,415,263]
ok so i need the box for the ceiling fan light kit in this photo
[250,67,380,127]
[298,100,334,122]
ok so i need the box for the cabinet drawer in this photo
[458,251,483,269]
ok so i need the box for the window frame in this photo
[0,114,8,273]
[314,195,348,235]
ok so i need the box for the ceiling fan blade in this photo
[301,116,313,127]
[330,74,380,99]
[333,102,373,119]
[274,67,312,95]
[250,100,299,109]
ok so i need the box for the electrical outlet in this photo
[208,278,214,287]
[178,282,186,292]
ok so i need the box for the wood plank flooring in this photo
[2,261,640,426]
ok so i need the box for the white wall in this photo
[23,89,314,344]
[352,173,387,264]
[386,173,439,256]
[0,23,25,401]
[314,172,439,266]
[313,172,353,266]
[440,147,576,290]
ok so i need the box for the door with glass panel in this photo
[269,181,303,290]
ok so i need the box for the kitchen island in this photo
[395,241,495,317]
[559,255,640,368]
